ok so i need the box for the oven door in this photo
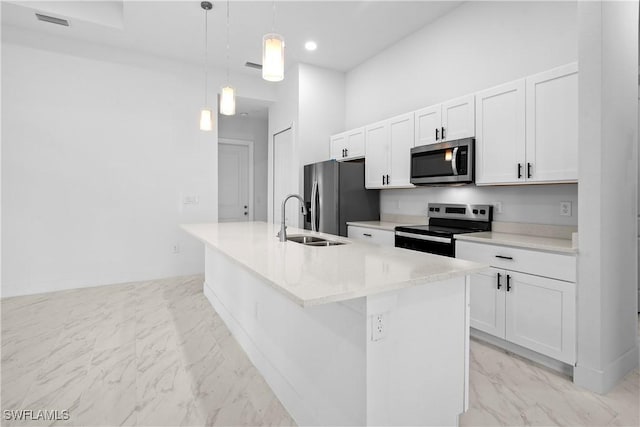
[395,231,454,257]
[410,138,474,185]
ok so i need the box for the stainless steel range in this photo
[395,203,492,257]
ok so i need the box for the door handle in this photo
[345,148,348,157]
[386,174,390,185]
[435,128,439,140]
[441,126,446,140]
[310,181,318,231]
[496,272,502,290]
[363,233,372,237]
[382,175,385,185]
[495,255,513,260]
[244,212,248,216]
[527,162,532,179]
[517,163,522,179]
[506,274,512,292]
[451,147,459,176]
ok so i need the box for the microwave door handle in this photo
[451,146,459,176]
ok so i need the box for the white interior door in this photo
[219,141,252,222]
[273,128,297,226]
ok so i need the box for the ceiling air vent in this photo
[35,13,69,27]
[245,61,263,70]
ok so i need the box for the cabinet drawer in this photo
[456,240,576,282]
[348,226,395,247]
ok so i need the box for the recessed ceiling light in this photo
[304,41,317,51]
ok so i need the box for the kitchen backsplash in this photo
[380,184,578,226]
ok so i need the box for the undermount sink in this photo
[287,235,346,247]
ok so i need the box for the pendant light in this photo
[262,1,284,82]
[219,0,236,115]
[199,1,214,131]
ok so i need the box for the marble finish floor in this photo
[1,275,638,426]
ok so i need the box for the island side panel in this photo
[203,246,367,426]
[365,277,468,427]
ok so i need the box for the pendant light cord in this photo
[204,6,209,105]
[272,0,276,32]
[226,0,230,85]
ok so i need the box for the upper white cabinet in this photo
[476,63,578,185]
[526,63,579,182]
[330,127,365,161]
[475,80,527,185]
[365,113,415,189]
[414,95,475,146]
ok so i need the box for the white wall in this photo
[218,114,269,221]
[1,29,275,297]
[267,63,345,225]
[344,1,578,226]
[298,63,345,167]
[574,0,639,393]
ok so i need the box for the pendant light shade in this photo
[219,86,236,116]
[262,33,284,82]
[200,108,214,131]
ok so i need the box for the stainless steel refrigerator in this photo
[304,160,380,237]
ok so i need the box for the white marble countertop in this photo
[182,221,488,307]
[346,221,412,232]
[454,231,577,254]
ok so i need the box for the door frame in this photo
[271,125,295,224]
[219,137,254,221]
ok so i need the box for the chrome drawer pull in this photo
[495,255,513,260]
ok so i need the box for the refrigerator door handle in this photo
[311,181,318,231]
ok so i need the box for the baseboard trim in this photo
[471,328,573,377]
[574,344,640,394]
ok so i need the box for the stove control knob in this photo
[473,209,479,214]
[480,209,486,215]
[429,207,434,212]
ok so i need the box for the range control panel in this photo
[427,203,493,222]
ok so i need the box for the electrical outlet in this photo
[493,201,503,214]
[560,201,572,217]
[172,243,180,254]
[371,313,387,341]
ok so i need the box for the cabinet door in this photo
[526,63,578,182]
[414,105,442,146]
[364,121,389,189]
[505,272,576,364]
[345,128,365,159]
[475,80,526,185]
[330,133,347,161]
[469,268,506,338]
[388,113,415,188]
[441,94,475,141]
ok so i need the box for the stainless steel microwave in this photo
[410,138,474,185]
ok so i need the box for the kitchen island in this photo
[182,221,487,426]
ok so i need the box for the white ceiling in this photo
[2,1,463,76]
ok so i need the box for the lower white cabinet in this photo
[348,225,395,247]
[457,240,576,364]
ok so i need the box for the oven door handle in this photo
[451,146,459,176]
[395,231,452,244]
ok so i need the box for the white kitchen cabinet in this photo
[330,128,365,161]
[475,63,578,185]
[526,63,578,182]
[347,225,395,246]
[475,79,526,185]
[364,121,388,188]
[414,104,442,146]
[456,240,576,364]
[414,95,475,147]
[365,113,415,189]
